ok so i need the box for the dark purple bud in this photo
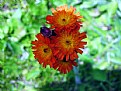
[40,26,52,37]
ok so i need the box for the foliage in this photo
[0,0,121,91]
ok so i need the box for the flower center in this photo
[62,19,66,21]
[43,48,50,53]
[58,16,70,26]
[59,34,75,50]
[65,40,71,45]
[64,39,74,49]
[42,46,52,58]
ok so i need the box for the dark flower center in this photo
[66,40,71,45]
[62,19,66,21]
[44,48,49,53]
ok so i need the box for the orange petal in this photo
[66,53,69,61]
[70,53,75,60]
[72,61,77,66]
[73,51,78,59]
[59,53,65,60]
[76,49,83,54]
[79,32,87,40]
[45,37,50,44]
[53,62,59,69]
[51,57,56,63]
[31,40,37,45]
[46,15,53,23]
[51,8,57,14]
[54,49,60,56]
[36,34,44,41]
[79,41,87,46]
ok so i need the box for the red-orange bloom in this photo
[31,33,56,67]
[46,5,82,32]
[53,59,77,74]
[52,31,87,61]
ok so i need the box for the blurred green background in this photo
[0,0,121,91]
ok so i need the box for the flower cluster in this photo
[32,5,87,74]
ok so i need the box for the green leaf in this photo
[79,84,85,91]
[78,54,94,64]
[98,4,107,12]
[12,9,22,19]
[80,0,98,9]
[93,61,109,70]
[9,42,22,55]
[118,0,121,11]
[110,58,121,65]
[108,1,118,18]
[91,69,107,81]
[26,69,40,80]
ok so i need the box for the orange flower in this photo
[46,5,82,32]
[31,33,56,67]
[53,59,77,74]
[51,31,87,61]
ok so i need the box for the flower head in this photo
[31,33,56,67]
[53,59,77,74]
[31,5,87,74]
[46,5,82,32]
[52,31,87,61]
